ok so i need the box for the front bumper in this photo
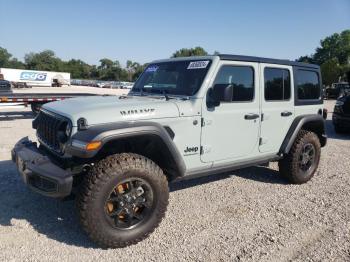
[11,137,73,198]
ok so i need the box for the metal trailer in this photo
[0,92,97,115]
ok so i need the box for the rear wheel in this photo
[279,130,321,184]
[77,153,169,248]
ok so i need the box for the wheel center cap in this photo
[125,195,133,203]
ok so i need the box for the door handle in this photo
[244,113,259,120]
[281,111,292,117]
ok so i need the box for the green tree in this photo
[24,50,64,71]
[171,46,208,58]
[131,63,147,81]
[65,59,91,79]
[321,58,342,86]
[126,60,141,81]
[98,58,114,70]
[0,47,12,67]
[297,55,314,64]
[346,68,350,82]
[97,59,127,81]
[0,47,25,68]
[299,30,350,85]
[340,64,350,82]
[7,58,25,69]
[89,65,100,79]
[313,30,350,65]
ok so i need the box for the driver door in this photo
[200,61,260,163]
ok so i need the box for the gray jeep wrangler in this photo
[12,55,327,248]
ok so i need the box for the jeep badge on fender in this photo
[184,146,199,155]
[12,54,327,248]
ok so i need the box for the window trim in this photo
[294,67,323,106]
[213,64,255,103]
[264,67,292,102]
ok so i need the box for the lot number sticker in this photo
[145,66,159,73]
[187,60,209,69]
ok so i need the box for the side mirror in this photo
[207,84,233,108]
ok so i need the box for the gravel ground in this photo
[0,100,349,261]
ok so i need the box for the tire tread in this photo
[279,130,321,184]
[77,153,168,248]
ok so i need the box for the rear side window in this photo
[213,66,254,102]
[297,70,320,100]
[264,68,291,101]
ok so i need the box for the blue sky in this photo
[0,0,349,66]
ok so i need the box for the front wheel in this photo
[279,130,321,184]
[77,153,169,248]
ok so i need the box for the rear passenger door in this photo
[259,64,294,153]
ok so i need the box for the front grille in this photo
[35,110,68,153]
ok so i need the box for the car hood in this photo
[42,95,180,126]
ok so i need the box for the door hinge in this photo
[201,117,205,127]
[259,137,267,145]
[200,145,212,154]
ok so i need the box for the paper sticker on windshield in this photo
[187,60,209,69]
[145,66,158,73]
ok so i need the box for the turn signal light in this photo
[86,141,102,151]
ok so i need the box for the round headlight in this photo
[65,122,72,137]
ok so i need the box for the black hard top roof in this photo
[218,54,319,69]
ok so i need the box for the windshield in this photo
[131,60,212,96]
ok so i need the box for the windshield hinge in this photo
[201,118,205,127]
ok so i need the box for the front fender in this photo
[65,121,186,176]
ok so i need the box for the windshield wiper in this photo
[141,87,171,100]
[137,87,188,100]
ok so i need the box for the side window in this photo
[297,70,320,100]
[264,68,291,101]
[213,65,254,102]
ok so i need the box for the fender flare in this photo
[65,121,186,176]
[279,114,327,155]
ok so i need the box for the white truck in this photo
[0,68,70,87]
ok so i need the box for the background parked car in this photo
[325,82,350,99]
[333,92,350,133]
